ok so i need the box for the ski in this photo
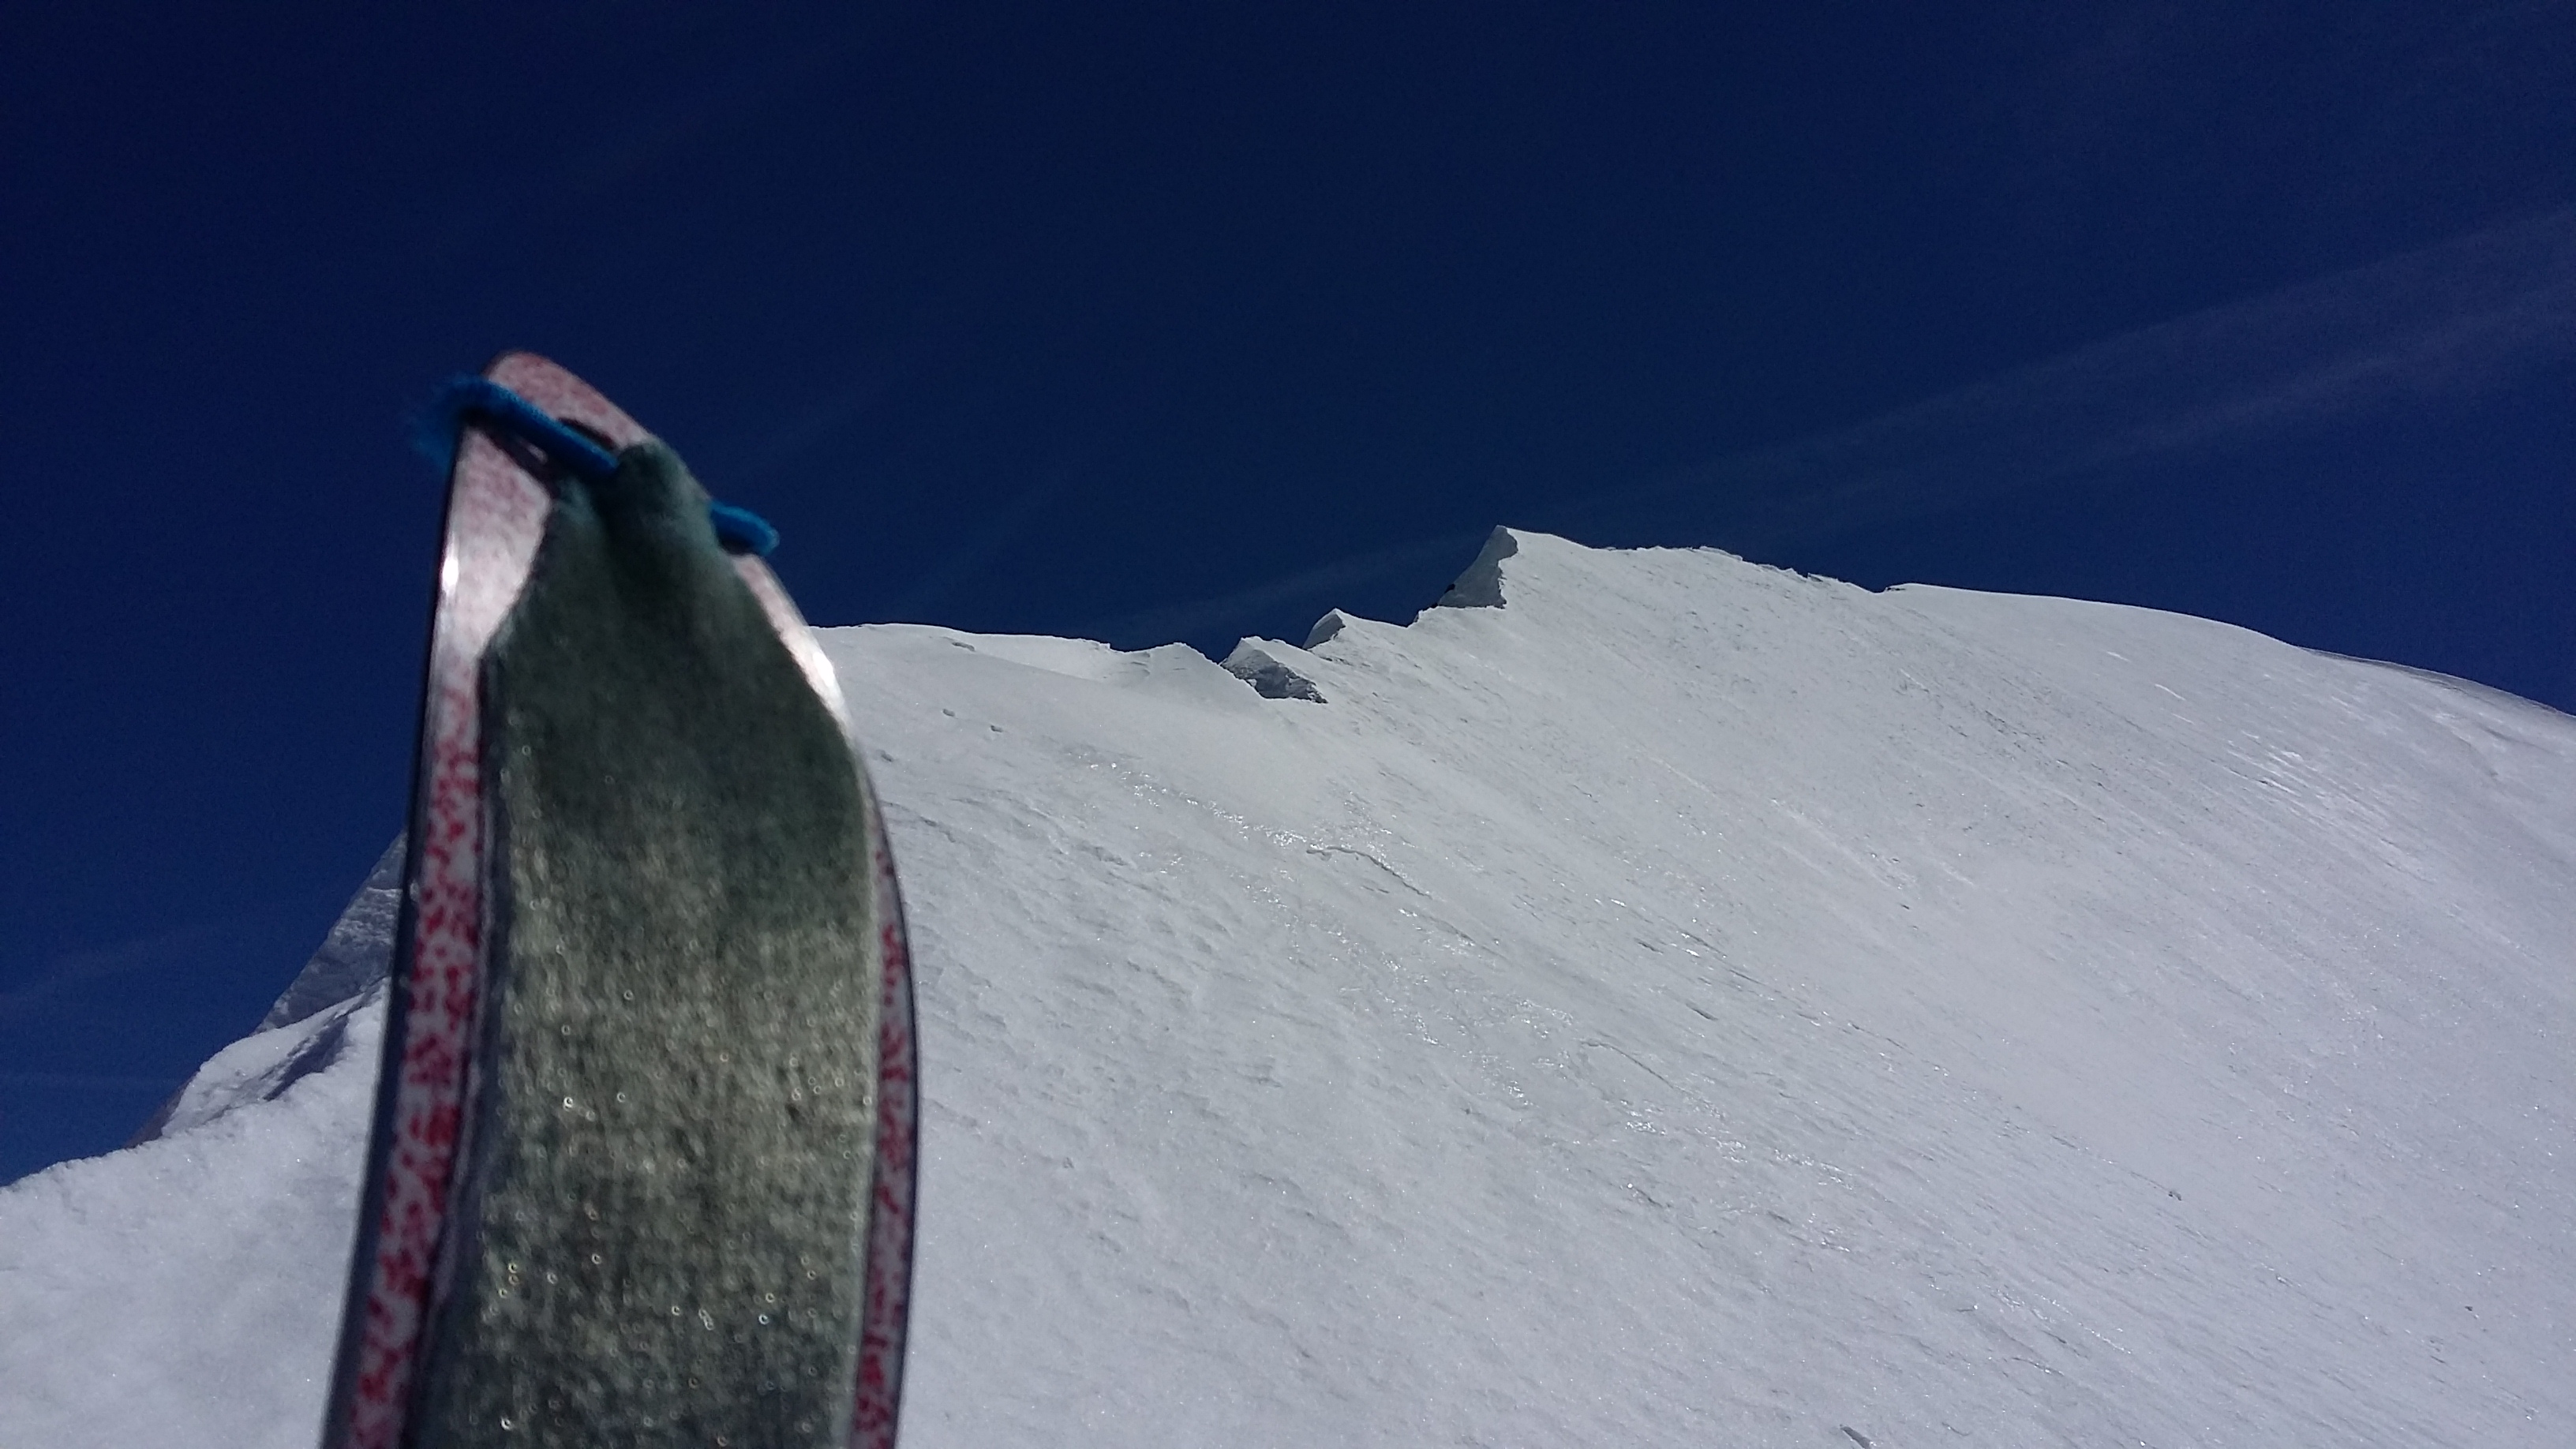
[320,354,918,1449]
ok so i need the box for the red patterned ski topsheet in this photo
[324,354,918,1449]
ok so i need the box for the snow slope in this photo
[4,530,2570,1447]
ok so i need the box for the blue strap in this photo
[705,501,781,558]
[422,375,781,557]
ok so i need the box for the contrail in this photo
[0,1072,185,1091]
[1568,205,2576,552]
[0,923,230,1025]
[930,208,2576,654]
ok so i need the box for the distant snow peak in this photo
[1433,525,1520,609]
[1222,642,1328,702]
[122,837,404,1149]
[261,836,404,1031]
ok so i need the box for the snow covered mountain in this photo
[5,529,2570,1447]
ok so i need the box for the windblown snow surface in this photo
[5,530,2572,1447]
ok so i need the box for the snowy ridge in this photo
[5,530,2571,1447]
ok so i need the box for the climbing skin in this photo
[320,355,917,1449]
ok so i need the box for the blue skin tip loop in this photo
[423,375,781,557]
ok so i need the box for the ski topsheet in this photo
[321,354,918,1449]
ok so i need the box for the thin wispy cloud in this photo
[0,923,227,1027]
[724,350,925,489]
[1573,206,2576,552]
[0,1072,184,1091]
[1074,210,2576,653]
[882,459,1093,627]
[406,15,877,274]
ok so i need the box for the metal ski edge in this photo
[315,545,440,1449]
[323,352,561,1449]
[852,787,920,1449]
[732,551,921,1449]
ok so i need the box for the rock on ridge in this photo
[1221,642,1329,702]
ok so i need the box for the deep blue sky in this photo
[4,2,2570,1183]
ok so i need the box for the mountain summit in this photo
[6,530,2570,1447]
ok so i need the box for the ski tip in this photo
[417,375,622,482]
[414,370,783,557]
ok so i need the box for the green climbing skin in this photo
[411,440,882,1447]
